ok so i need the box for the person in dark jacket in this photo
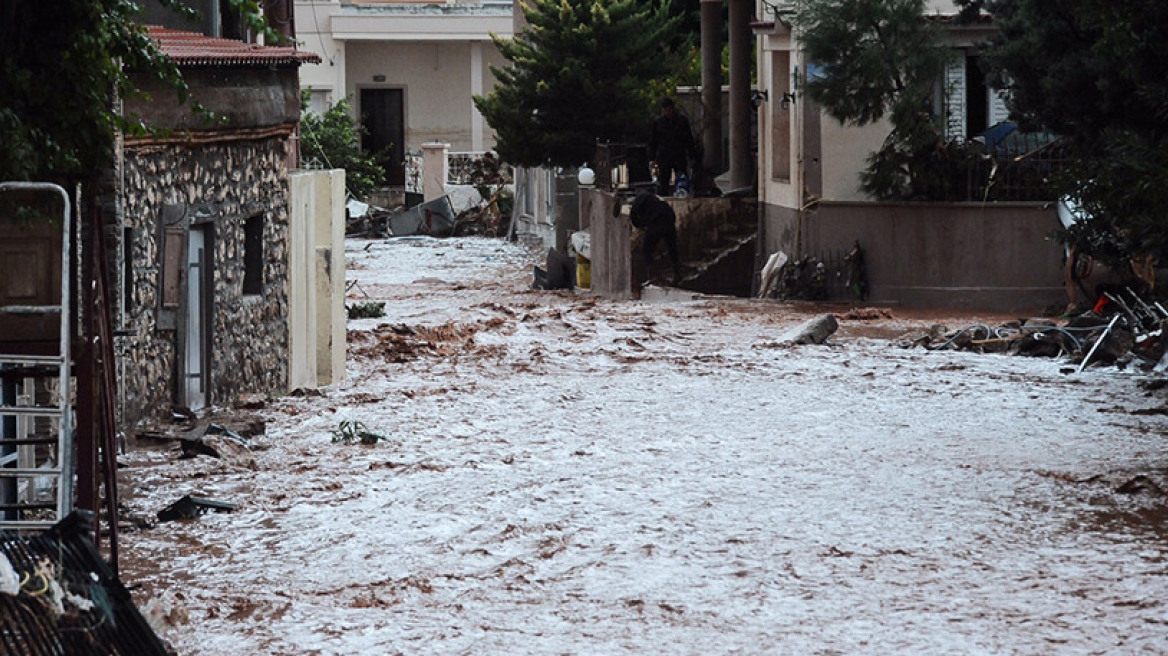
[628,190,681,286]
[648,98,696,196]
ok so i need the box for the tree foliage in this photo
[0,0,276,183]
[959,0,1168,263]
[793,0,952,199]
[1,0,182,181]
[474,0,683,168]
[299,95,387,200]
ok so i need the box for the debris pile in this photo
[907,288,1168,372]
[347,320,507,363]
[346,165,512,239]
[758,242,868,302]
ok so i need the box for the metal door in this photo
[183,226,208,411]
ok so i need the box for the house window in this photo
[943,52,1011,141]
[242,214,263,296]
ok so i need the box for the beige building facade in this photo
[754,0,1002,205]
[295,0,512,185]
[752,2,1066,311]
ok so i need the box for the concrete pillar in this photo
[288,171,319,390]
[728,0,752,191]
[288,169,347,389]
[318,170,346,385]
[471,42,485,151]
[421,142,450,201]
[700,0,724,175]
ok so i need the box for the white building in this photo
[295,0,513,186]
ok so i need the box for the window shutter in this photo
[944,58,967,140]
[988,88,1011,126]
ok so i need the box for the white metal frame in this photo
[0,182,74,529]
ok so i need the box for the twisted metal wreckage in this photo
[910,286,1168,373]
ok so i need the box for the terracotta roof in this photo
[146,25,321,67]
[925,12,995,25]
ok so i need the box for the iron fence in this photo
[952,135,1070,203]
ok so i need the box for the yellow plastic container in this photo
[576,254,591,288]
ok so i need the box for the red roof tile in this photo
[146,25,321,67]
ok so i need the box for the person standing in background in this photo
[648,98,695,196]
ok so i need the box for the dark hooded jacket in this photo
[629,191,675,229]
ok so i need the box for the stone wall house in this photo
[116,27,320,426]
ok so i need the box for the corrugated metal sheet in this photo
[0,512,169,655]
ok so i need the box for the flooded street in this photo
[119,237,1168,655]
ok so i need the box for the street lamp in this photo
[578,165,596,186]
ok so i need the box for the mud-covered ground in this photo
[119,236,1168,655]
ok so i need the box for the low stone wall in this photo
[120,137,291,426]
[761,200,1066,312]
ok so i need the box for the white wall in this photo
[295,2,347,98]
[925,0,962,12]
[288,169,346,389]
[819,116,894,201]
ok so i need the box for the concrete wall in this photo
[819,115,892,201]
[926,0,962,12]
[582,188,631,299]
[295,2,347,95]
[120,137,292,426]
[760,200,1067,311]
[288,169,347,390]
[583,190,757,298]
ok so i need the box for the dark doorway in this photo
[965,56,989,138]
[360,88,405,186]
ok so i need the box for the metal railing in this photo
[402,149,513,195]
[447,150,512,186]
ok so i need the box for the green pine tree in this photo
[959,0,1168,265]
[474,0,683,168]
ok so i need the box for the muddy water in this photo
[118,237,1168,655]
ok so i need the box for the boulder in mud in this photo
[780,313,839,345]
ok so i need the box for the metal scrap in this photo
[911,287,1168,373]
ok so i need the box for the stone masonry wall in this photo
[120,137,290,427]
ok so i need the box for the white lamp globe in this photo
[577,166,596,186]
